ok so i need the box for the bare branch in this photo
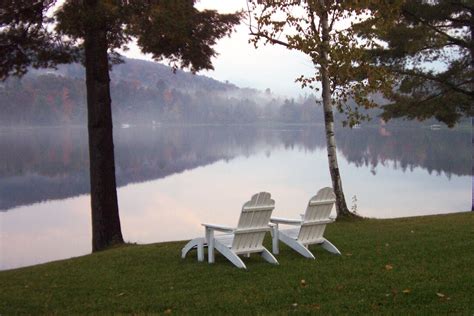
[248,30,294,49]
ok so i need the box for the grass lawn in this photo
[1,212,473,314]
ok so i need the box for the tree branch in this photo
[248,31,295,49]
[402,8,469,49]
[393,68,474,97]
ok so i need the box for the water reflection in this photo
[337,127,469,177]
[0,125,470,270]
[0,126,469,211]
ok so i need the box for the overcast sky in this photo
[121,0,314,97]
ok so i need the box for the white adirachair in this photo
[270,187,341,259]
[181,192,278,269]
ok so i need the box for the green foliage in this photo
[0,212,472,314]
[1,1,241,78]
[128,1,242,72]
[248,0,395,127]
[0,0,78,80]
[249,1,473,127]
[358,0,473,127]
[55,0,241,73]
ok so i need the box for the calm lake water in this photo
[0,125,470,270]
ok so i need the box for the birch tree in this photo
[248,0,393,217]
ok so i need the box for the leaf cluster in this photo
[1,0,242,79]
[248,0,396,126]
[357,0,473,126]
[127,1,242,72]
[249,0,473,126]
[0,0,78,80]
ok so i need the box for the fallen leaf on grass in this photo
[402,289,411,294]
[371,303,383,311]
[345,253,353,256]
[385,264,393,271]
[117,292,125,297]
[436,293,445,298]
[164,308,172,314]
[309,304,321,310]
[292,303,298,307]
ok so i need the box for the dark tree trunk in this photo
[470,6,473,73]
[84,0,124,251]
[319,1,357,218]
[470,8,473,212]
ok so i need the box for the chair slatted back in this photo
[297,187,336,244]
[232,192,274,253]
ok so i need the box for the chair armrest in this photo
[202,223,235,233]
[270,217,302,225]
[303,219,335,225]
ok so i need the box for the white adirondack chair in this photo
[270,187,341,259]
[181,192,279,269]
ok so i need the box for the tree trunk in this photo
[84,0,124,251]
[470,8,473,212]
[319,2,356,218]
[470,6,473,73]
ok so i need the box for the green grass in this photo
[1,212,473,314]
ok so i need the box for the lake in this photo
[0,125,470,270]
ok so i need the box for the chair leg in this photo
[271,224,279,255]
[321,238,341,255]
[261,248,279,265]
[279,232,315,259]
[197,238,204,261]
[206,228,215,263]
[214,240,247,269]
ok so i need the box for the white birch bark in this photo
[319,1,352,217]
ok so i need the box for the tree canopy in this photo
[357,0,473,126]
[248,0,472,127]
[0,0,77,80]
[1,0,241,79]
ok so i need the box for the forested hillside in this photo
[0,58,325,126]
[0,57,463,127]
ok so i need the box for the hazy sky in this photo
[122,0,314,97]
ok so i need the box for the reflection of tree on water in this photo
[0,125,469,211]
[0,127,262,211]
[335,127,469,178]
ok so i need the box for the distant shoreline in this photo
[0,121,470,131]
